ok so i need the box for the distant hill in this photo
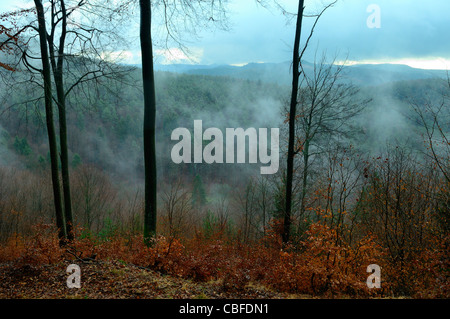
[154,61,447,87]
[1,60,447,181]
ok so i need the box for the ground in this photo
[0,261,310,299]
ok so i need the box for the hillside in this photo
[0,65,446,182]
[0,69,289,184]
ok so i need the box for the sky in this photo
[1,0,450,69]
[190,0,450,69]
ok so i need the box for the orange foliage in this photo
[0,224,63,265]
[3,220,446,298]
[259,222,383,296]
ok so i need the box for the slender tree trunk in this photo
[56,70,73,239]
[283,0,304,244]
[48,0,74,241]
[34,0,66,242]
[140,0,157,244]
[298,138,309,229]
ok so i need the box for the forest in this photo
[0,0,448,300]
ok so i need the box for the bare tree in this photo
[283,0,337,244]
[71,164,117,233]
[409,85,449,184]
[234,175,276,242]
[46,0,74,239]
[1,0,132,243]
[293,55,369,235]
[284,0,305,244]
[256,175,274,237]
[139,0,157,245]
[160,179,193,239]
[319,144,368,245]
[235,179,258,244]
[358,146,441,295]
[408,77,449,236]
[138,0,229,245]
[34,0,66,242]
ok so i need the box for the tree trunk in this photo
[140,0,157,244]
[56,71,74,240]
[48,0,74,241]
[283,0,304,244]
[34,0,66,242]
[298,138,309,230]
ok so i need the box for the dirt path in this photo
[0,261,307,299]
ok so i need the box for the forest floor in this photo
[0,260,311,299]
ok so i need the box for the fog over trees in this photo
[0,0,448,299]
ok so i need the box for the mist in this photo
[0,0,449,300]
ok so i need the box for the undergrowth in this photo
[0,222,448,298]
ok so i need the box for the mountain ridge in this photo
[151,60,447,86]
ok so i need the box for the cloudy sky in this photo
[191,0,450,69]
[2,0,449,69]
